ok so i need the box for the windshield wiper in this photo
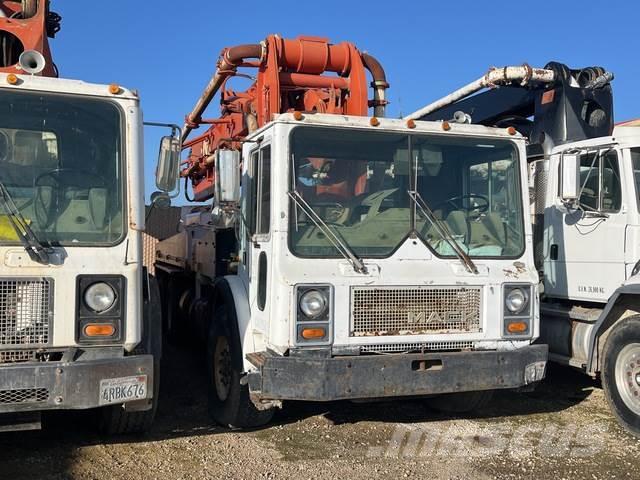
[288,189,368,274]
[408,190,478,274]
[0,181,51,265]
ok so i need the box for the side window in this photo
[602,151,621,212]
[631,148,640,211]
[258,146,271,235]
[578,150,621,212]
[247,150,259,236]
[579,152,599,210]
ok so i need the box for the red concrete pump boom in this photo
[0,0,61,77]
[181,34,388,202]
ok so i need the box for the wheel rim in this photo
[214,336,232,402]
[614,342,640,415]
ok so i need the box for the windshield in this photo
[0,90,124,246]
[289,127,524,258]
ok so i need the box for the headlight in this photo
[505,288,528,314]
[299,289,328,319]
[84,282,116,313]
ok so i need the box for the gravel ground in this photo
[0,345,638,480]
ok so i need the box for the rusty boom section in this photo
[181,34,388,201]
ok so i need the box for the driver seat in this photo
[468,213,507,248]
[445,210,469,244]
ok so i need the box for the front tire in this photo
[425,390,494,414]
[207,301,274,429]
[601,316,640,437]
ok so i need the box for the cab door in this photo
[544,148,627,302]
[246,142,273,336]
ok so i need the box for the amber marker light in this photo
[301,328,326,340]
[506,321,528,334]
[370,117,380,127]
[442,121,451,131]
[84,324,116,337]
[109,84,122,95]
[6,74,19,85]
[406,119,416,129]
[293,111,304,121]
[507,126,517,136]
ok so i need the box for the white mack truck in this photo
[153,35,547,428]
[0,0,174,433]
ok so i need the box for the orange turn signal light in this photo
[84,324,116,337]
[506,321,528,334]
[370,117,380,127]
[507,126,517,136]
[301,328,326,340]
[293,111,304,121]
[406,119,416,129]
[442,121,451,131]
[7,74,19,85]
[109,84,122,95]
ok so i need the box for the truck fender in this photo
[586,283,640,374]
[213,275,254,372]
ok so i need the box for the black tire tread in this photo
[101,406,155,435]
[208,295,274,429]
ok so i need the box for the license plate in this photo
[99,375,148,406]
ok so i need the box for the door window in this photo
[247,146,271,237]
[631,148,640,211]
[258,146,271,235]
[578,150,621,212]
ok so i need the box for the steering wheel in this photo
[34,168,107,229]
[312,194,350,225]
[432,194,490,214]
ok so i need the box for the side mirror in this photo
[155,135,181,193]
[150,191,171,210]
[560,152,581,201]
[215,149,241,205]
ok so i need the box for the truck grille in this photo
[0,388,49,404]
[0,350,37,364]
[359,341,474,353]
[351,286,481,336]
[0,278,53,347]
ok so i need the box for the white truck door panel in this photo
[246,142,273,336]
[544,149,627,302]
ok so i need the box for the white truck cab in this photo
[536,121,640,436]
[0,72,160,433]
[156,112,548,428]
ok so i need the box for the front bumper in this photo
[0,353,153,413]
[247,344,548,401]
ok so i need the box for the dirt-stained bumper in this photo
[0,354,153,413]
[247,345,548,401]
